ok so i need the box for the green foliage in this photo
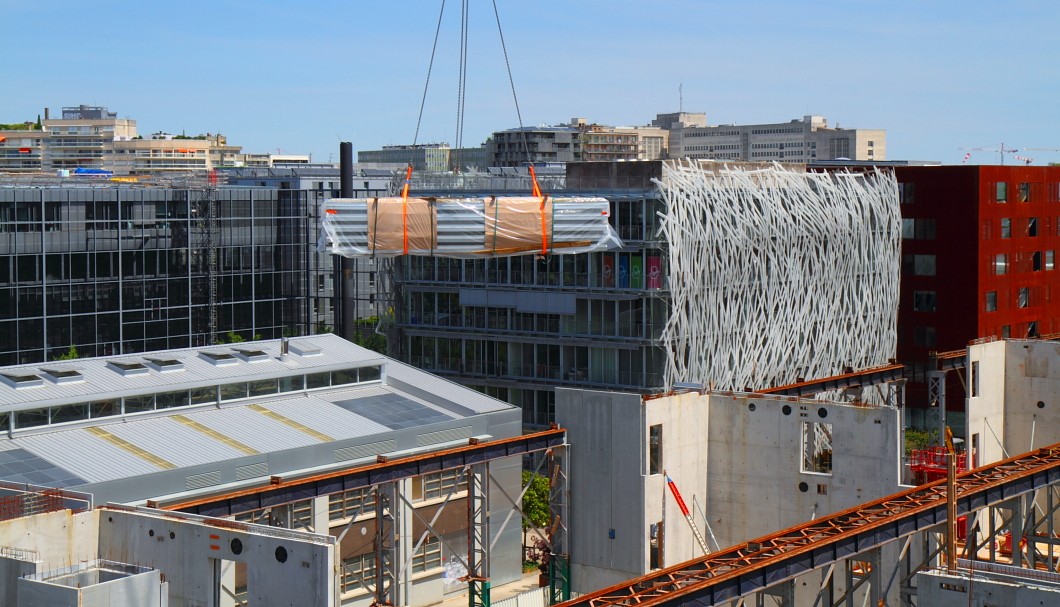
[214,331,245,344]
[314,321,332,335]
[904,428,937,455]
[521,471,551,532]
[0,121,37,131]
[54,346,80,360]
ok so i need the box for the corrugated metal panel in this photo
[334,440,396,463]
[235,461,269,481]
[385,361,511,414]
[180,406,321,452]
[186,470,221,490]
[255,395,392,439]
[416,426,473,447]
[99,417,248,467]
[14,430,162,483]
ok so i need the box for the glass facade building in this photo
[0,186,334,365]
[387,163,671,427]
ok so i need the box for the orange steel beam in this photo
[155,426,566,517]
[760,362,905,397]
[558,443,1060,607]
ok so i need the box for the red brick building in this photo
[894,165,1060,419]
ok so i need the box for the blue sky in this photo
[5,0,1059,165]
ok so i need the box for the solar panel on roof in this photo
[333,393,454,430]
[0,448,87,488]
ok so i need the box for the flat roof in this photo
[0,335,516,498]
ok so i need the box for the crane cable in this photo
[491,0,541,199]
[454,0,470,172]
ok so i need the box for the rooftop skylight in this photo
[106,361,149,376]
[232,348,269,362]
[40,368,84,384]
[200,351,238,366]
[144,357,184,372]
[0,373,44,389]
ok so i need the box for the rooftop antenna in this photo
[679,83,683,113]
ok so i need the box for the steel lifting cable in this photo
[412,0,447,148]
[492,0,547,255]
[454,0,470,172]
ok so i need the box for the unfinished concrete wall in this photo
[0,508,99,569]
[556,388,654,592]
[98,508,334,607]
[0,556,38,607]
[968,339,1060,466]
[18,567,163,607]
[706,393,902,546]
[916,569,1060,606]
[644,392,710,567]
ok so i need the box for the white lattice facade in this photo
[658,161,901,390]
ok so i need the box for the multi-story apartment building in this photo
[0,182,335,365]
[357,143,487,172]
[0,125,45,173]
[894,165,1060,421]
[668,114,885,163]
[487,120,669,167]
[0,105,243,175]
[487,125,582,167]
[580,124,668,162]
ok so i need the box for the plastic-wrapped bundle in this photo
[322,196,623,258]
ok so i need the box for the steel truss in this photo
[558,443,1060,607]
[158,428,568,607]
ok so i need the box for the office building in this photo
[487,119,669,167]
[384,160,900,426]
[0,182,334,365]
[667,114,885,163]
[357,143,488,173]
[894,165,1060,421]
[0,105,243,174]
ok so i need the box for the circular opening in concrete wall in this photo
[748,403,756,412]
[275,546,288,563]
[782,405,792,415]
[107,517,113,523]
[799,482,809,492]
[148,529,155,537]
[1038,401,1046,409]
[231,538,243,555]
[818,408,828,418]
[169,531,175,540]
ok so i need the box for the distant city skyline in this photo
[7,0,1059,166]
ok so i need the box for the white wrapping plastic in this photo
[322,196,623,258]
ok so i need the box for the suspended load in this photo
[322,196,623,258]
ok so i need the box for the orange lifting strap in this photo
[529,164,548,256]
[400,164,413,255]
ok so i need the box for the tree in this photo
[35,114,42,130]
[521,471,551,532]
[904,428,937,455]
[54,346,80,360]
[521,471,552,570]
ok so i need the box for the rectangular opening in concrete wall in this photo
[801,422,832,475]
[213,557,241,607]
[649,521,662,569]
[971,361,979,397]
[648,424,662,475]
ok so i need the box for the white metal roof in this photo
[0,335,516,491]
[0,334,386,411]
